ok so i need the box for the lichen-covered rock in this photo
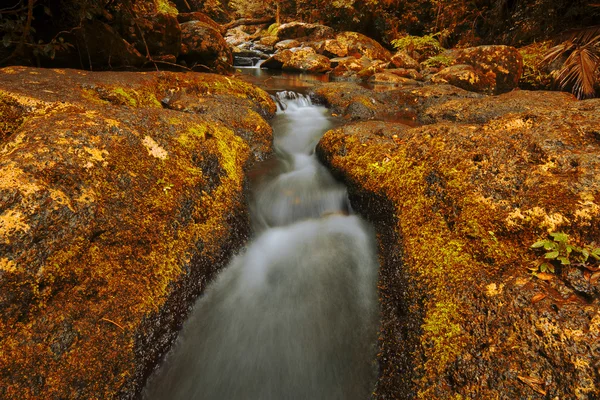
[177,11,221,31]
[368,72,421,87]
[179,21,233,72]
[0,66,275,400]
[311,82,416,122]
[276,22,335,41]
[261,47,331,73]
[384,68,423,81]
[316,92,600,399]
[328,56,388,80]
[274,39,301,51]
[390,50,420,70]
[334,32,392,62]
[451,45,524,94]
[430,64,496,94]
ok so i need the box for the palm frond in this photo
[542,25,600,99]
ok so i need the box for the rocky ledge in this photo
[0,66,274,399]
[316,88,600,398]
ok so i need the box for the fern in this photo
[542,26,600,99]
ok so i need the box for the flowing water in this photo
[143,90,380,400]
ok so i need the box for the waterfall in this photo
[143,91,380,400]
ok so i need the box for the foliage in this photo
[518,41,553,90]
[391,34,444,61]
[541,26,600,99]
[421,53,453,69]
[530,232,600,274]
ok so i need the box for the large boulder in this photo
[316,91,600,399]
[179,21,233,72]
[334,32,392,62]
[0,66,275,399]
[430,64,496,94]
[390,50,420,70]
[447,45,524,94]
[262,47,331,73]
[276,22,335,41]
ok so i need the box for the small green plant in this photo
[530,232,600,274]
[156,178,174,194]
[421,54,453,69]
[391,34,444,61]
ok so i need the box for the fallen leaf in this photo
[531,293,547,303]
[517,375,546,396]
[534,272,554,281]
[591,271,600,284]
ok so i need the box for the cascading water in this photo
[143,91,380,400]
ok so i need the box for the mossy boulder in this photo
[450,45,524,94]
[390,50,421,70]
[0,66,275,399]
[316,91,600,399]
[179,21,233,72]
[430,64,496,94]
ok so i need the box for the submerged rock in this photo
[0,66,275,399]
[316,91,600,399]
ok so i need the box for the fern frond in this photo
[556,46,600,99]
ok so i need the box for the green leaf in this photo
[550,232,568,242]
[544,241,557,250]
[531,240,547,248]
[557,256,570,265]
[545,251,559,259]
[540,263,548,273]
[582,248,589,261]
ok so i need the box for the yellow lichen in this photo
[0,209,30,240]
[142,135,168,160]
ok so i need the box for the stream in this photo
[143,73,381,400]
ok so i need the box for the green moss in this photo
[422,54,454,69]
[391,34,444,60]
[177,124,208,148]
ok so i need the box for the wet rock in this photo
[262,48,331,73]
[451,45,524,94]
[179,21,233,72]
[316,92,600,399]
[257,36,279,48]
[311,82,416,122]
[276,22,335,41]
[0,66,275,400]
[430,64,496,94]
[390,50,420,70]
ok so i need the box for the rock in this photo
[0,66,275,400]
[257,36,279,48]
[451,45,524,94]
[261,48,331,73]
[276,22,335,41]
[311,82,416,122]
[368,73,421,87]
[179,21,233,72]
[329,56,387,80]
[309,39,348,58]
[252,43,275,54]
[335,32,392,62]
[316,92,600,399]
[225,27,251,47]
[385,68,423,81]
[390,50,420,70]
[430,64,496,94]
[275,39,301,51]
[422,89,576,124]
